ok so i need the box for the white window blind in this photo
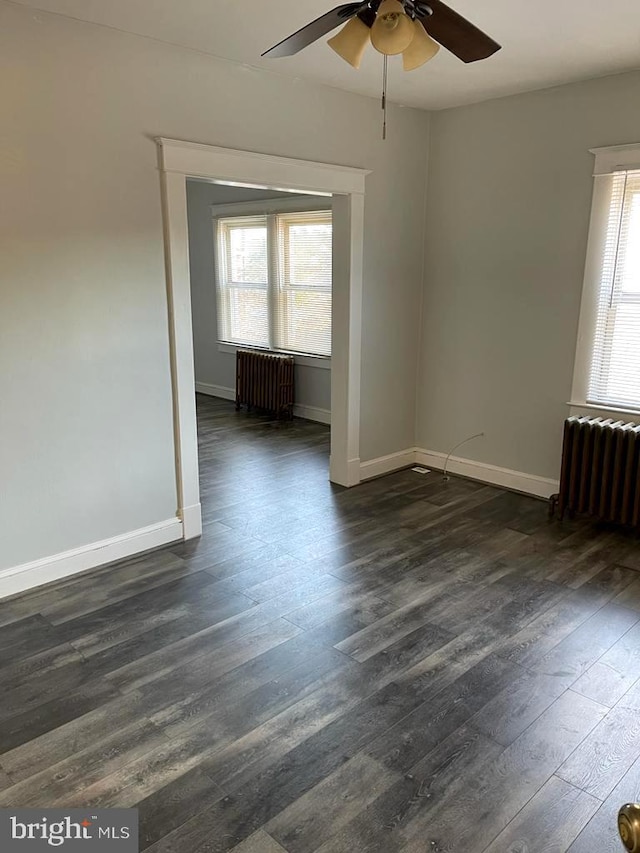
[276,211,332,357]
[216,216,270,349]
[588,169,640,410]
[215,209,332,358]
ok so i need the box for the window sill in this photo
[568,400,640,421]
[217,343,331,370]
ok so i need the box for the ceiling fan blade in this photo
[422,0,500,63]
[262,4,366,58]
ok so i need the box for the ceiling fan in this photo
[262,0,501,71]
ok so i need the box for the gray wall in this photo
[186,181,331,413]
[0,2,429,570]
[416,70,640,482]
[10,0,632,574]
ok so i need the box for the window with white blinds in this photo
[215,210,332,358]
[588,169,640,410]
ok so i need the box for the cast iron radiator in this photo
[235,350,294,419]
[554,416,640,528]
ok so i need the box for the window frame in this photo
[216,214,271,349]
[212,196,333,365]
[570,143,640,419]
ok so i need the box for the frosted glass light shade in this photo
[328,17,371,69]
[403,19,440,71]
[371,0,414,56]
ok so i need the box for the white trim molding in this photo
[568,401,640,421]
[157,138,369,528]
[295,405,331,426]
[179,504,203,540]
[210,197,332,217]
[359,448,558,499]
[217,343,331,371]
[415,449,558,499]
[195,381,235,400]
[571,142,640,415]
[195,382,331,425]
[591,143,640,176]
[0,519,183,600]
[158,139,368,195]
[360,449,417,481]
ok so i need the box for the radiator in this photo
[235,350,294,419]
[555,416,640,528]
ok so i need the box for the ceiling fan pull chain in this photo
[382,54,388,139]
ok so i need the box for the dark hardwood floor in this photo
[1,393,640,852]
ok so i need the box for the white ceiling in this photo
[11,0,640,109]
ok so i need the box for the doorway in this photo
[157,139,368,541]
[187,180,332,422]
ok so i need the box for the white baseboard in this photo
[195,381,234,401]
[180,503,203,540]
[294,404,331,425]
[0,518,183,600]
[0,445,558,600]
[195,382,331,425]
[328,455,361,487]
[360,449,417,481]
[359,447,558,499]
[415,448,559,500]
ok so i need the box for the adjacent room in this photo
[1,1,640,851]
[187,179,333,423]
[186,178,335,529]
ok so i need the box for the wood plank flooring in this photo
[1,393,640,852]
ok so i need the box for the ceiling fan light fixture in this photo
[402,19,440,70]
[327,17,371,69]
[370,0,414,56]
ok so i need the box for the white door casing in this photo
[156,139,369,539]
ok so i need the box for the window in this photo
[573,145,640,414]
[215,210,332,358]
[588,170,640,409]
